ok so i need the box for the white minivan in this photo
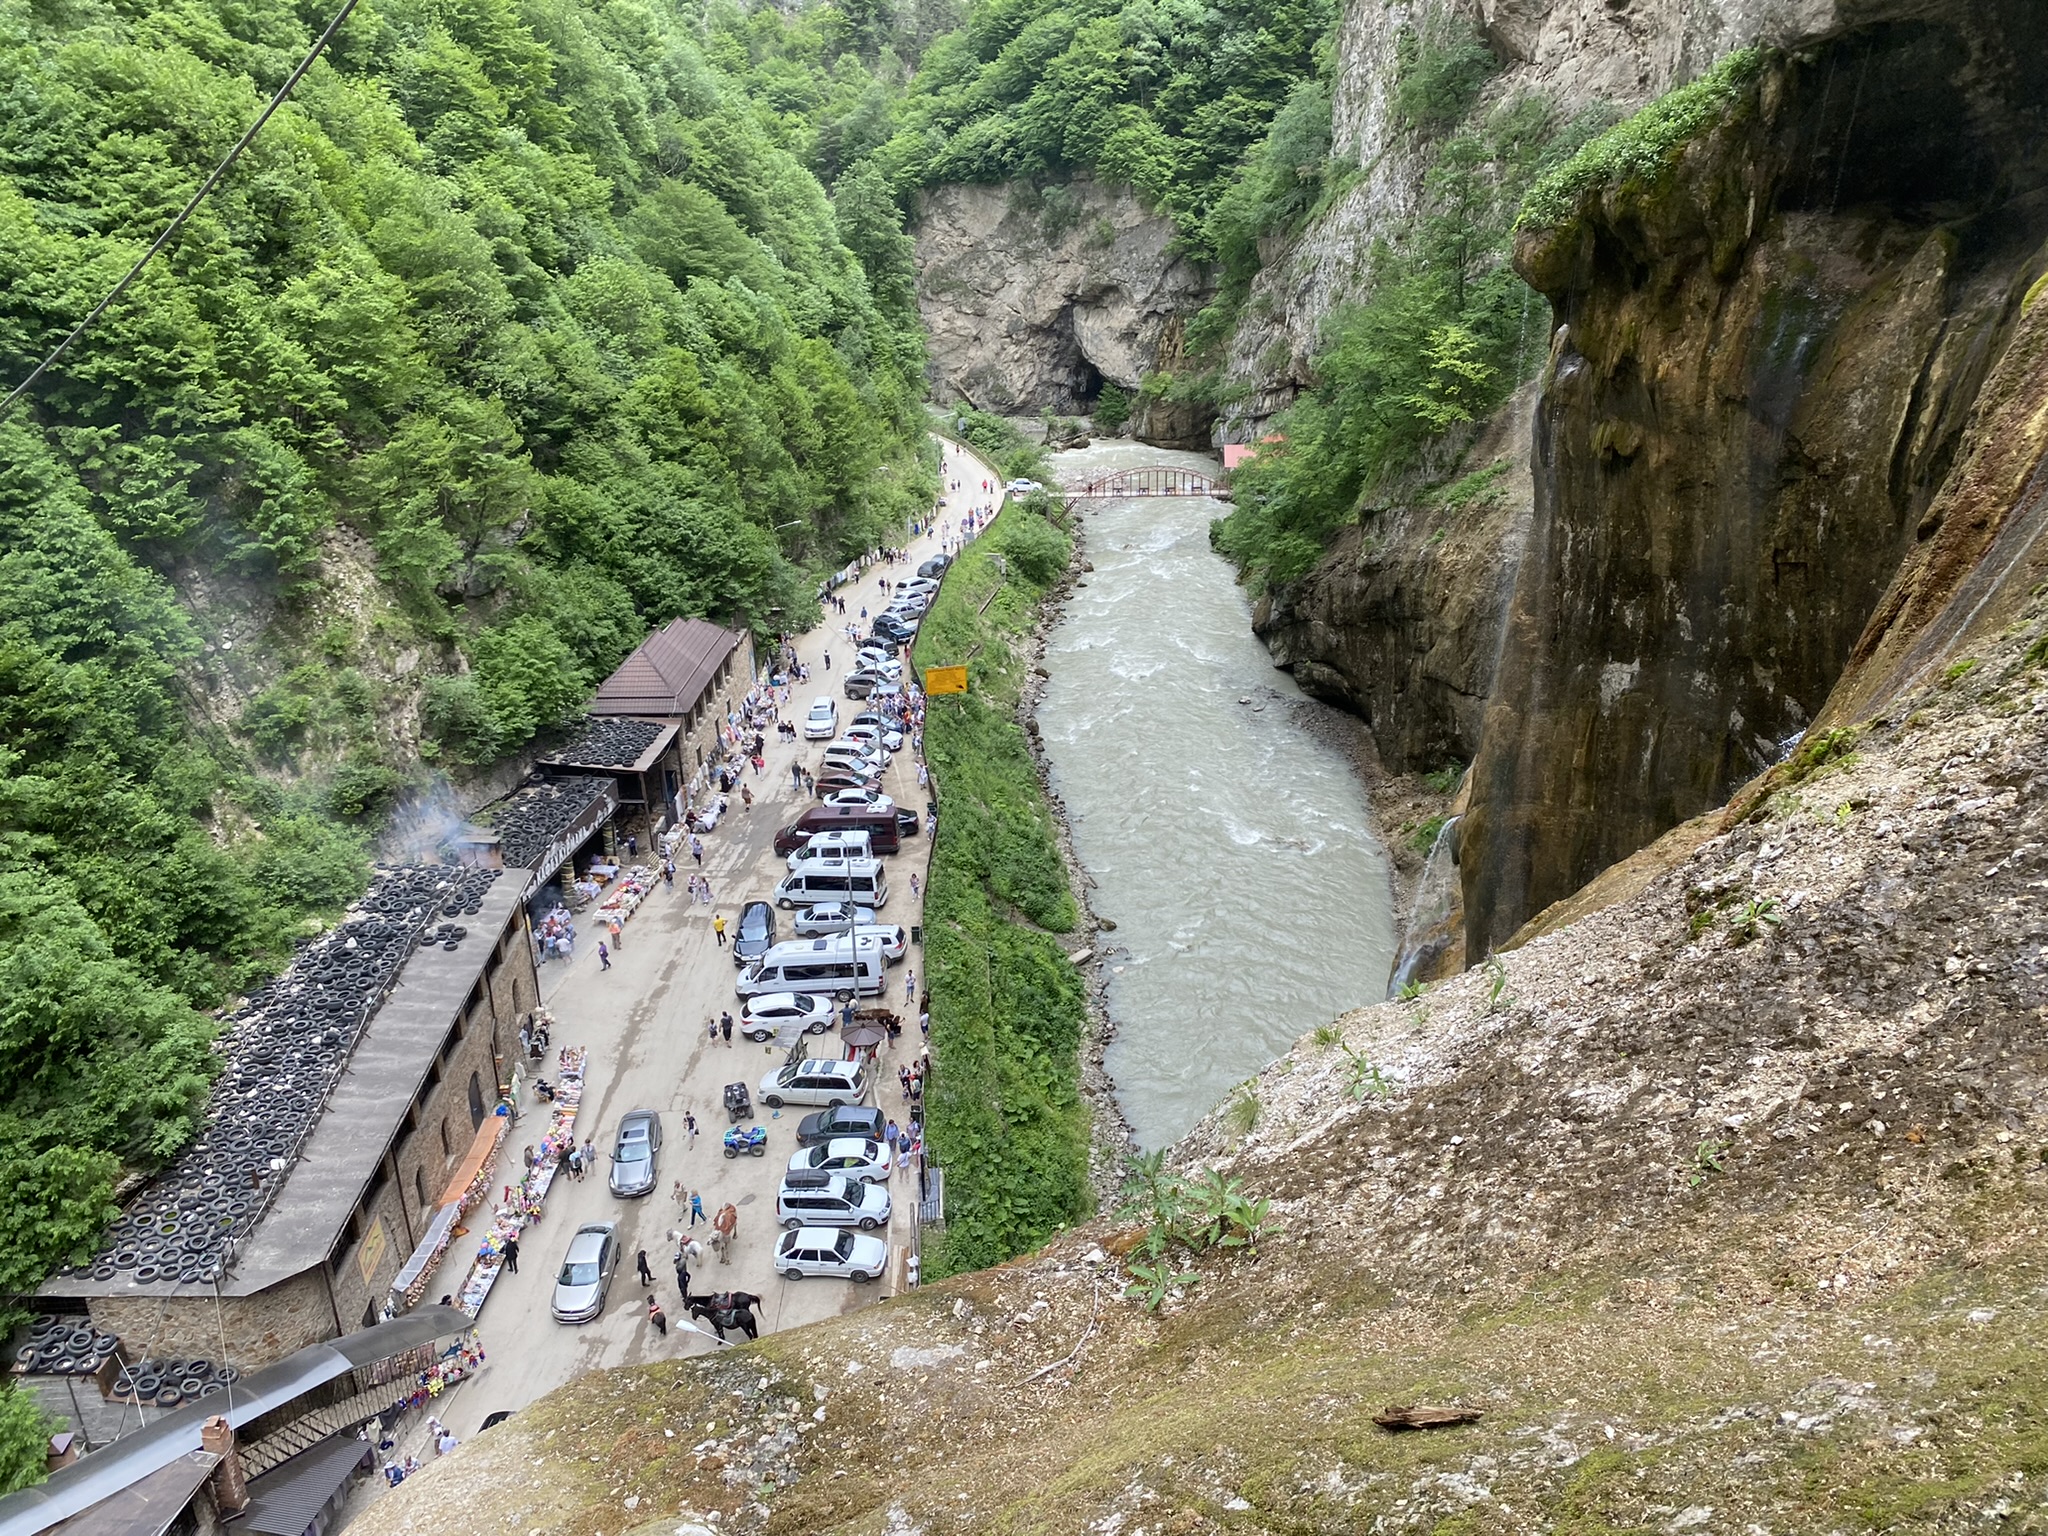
[736,934,888,998]
[786,831,874,872]
[803,697,839,740]
[775,859,890,911]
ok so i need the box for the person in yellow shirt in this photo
[713,913,727,947]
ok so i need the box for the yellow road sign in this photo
[925,664,968,696]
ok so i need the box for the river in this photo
[1036,439,1398,1147]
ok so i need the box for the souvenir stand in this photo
[453,1046,588,1314]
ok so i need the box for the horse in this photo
[711,1203,738,1263]
[685,1292,762,1342]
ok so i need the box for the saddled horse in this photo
[685,1290,763,1342]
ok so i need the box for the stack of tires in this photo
[107,1355,240,1408]
[12,1318,120,1376]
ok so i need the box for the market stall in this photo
[451,1046,588,1316]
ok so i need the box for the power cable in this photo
[0,0,361,425]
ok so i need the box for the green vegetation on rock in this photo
[1213,55,1613,591]
[1516,47,1765,231]
[913,494,1090,1277]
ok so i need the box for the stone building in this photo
[588,617,755,804]
[39,866,540,1368]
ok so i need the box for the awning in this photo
[438,1111,507,1208]
[236,1436,371,1536]
[47,1451,217,1536]
[386,1113,506,1307]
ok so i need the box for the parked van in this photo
[774,805,902,858]
[786,831,874,871]
[736,934,887,997]
[774,857,890,911]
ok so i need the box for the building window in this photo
[468,1072,485,1129]
[415,1166,427,1210]
[439,1122,450,1159]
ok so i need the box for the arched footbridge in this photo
[1059,465,1231,500]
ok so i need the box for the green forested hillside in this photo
[0,0,929,1322]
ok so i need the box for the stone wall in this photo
[89,1270,337,1366]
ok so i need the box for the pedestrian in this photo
[713,913,727,947]
[702,877,714,904]
[647,1296,667,1336]
[690,835,703,866]
[583,1137,595,1172]
[740,783,753,811]
[684,1110,698,1148]
[502,1236,520,1274]
[675,1255,690,1294]
[689,1189,705,1226]
[598,940,611,971]
[885,1119,900,1154]
[926,809,937,836]
[824,652,832,671]
[904,968,916,1002]
[663,860,676,890]
[910,872,920,900]
[637,1249,653,1287]
[920,1009,931,1039]
[707,1015,719,1048]
[899,1066,912,1097]
[607,916,622,950]
[720,1011,734,1046]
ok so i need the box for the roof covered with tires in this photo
[43,866,525,1301]
[539,715,675,771]
[483,776,616,874]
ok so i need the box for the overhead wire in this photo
[0,0,362,425]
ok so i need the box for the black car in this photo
[732,900,776,966]
[795,1103,887,1148]
[917,555,950,579]
[870,626,914,648]
[894,807,919,837]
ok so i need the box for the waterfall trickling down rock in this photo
[1389,815,1461,997]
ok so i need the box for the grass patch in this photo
[1517,48,1767,231]
[915,498,1092,1277]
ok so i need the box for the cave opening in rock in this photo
[1070,357,1106,417]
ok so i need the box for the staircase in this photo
[240,1380,408,1477]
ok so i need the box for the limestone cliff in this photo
[913,180,1215,445]
[1461,9,2048,953]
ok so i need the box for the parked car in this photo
[854,655,904,680]
[777,1171,891,1230]
[917,555,951,578]
[869,621,915,646]
[842,725,896,757]
[842,672,878,700]
[795,1103,886,1147]
[803,697,839,740]
[896,576,940,596]
[607,1110,662,1198]
[851,923,908,962]
[793,901,878,935]
[1004,478,1043,494]
[788,1137,891,1184]
[758,1058,868,1109]
[774,1226,888,1281]
[823,787,894,811]
[739,992,833,1041]
[894,806,920,837]
[550,1223,619,1323]
[850,714,905,750]
[732,900,776,967]
[814,769,883,798]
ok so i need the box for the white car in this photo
[855,655,904,680]
[822,788,894,811]
[851,923,907,961]
[758,1058,869,1109]
[850,714,905,751]
[793,902,878,935]
[842,725,896,756]
[787,1137,891,1184]
[1004,479,1043,494]
[738,992,833,1042]
[820,745,886,778]
[896,578,940,597]
[775,1226,889,1282]
[803,698,838,740]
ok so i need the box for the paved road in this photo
[384,440,1001,1466]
